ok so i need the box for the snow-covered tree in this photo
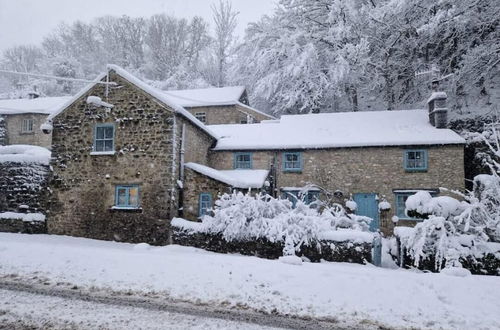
[211,0,238,87]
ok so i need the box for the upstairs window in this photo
[195,112,206,123]
[115,185,140,209]
[404,150,428,172]
[94,124,115,152]
[233,152,252,169]
[199,193,212,217]
[283,152,302,172]
[21,119,34,133]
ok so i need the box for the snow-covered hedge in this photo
[173,192,373,259]
[396,186,500,274]
[395,123,500,274]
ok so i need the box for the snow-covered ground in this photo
[1,233,499,329]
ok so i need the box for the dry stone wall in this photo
[0,161,49,234]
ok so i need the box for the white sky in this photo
[0,0,277,52]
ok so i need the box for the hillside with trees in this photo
[0,0,498,119]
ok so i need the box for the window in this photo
[283,152,302,172]
[21,119,34,133]
[94,124,115,152]
[233,152,252,169]
[395,191,436,220]
[281,190,320,208]
[199,193,212,217]
[404,150,428,172]
[115,185,140,208]
[195,112,206,123]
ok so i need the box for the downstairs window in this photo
[115,185,140,209]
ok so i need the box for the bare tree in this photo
[212,0,238,87]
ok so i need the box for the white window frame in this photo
[21,118,34,133]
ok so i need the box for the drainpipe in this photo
[180,124,186,182]
[178,124,186,218]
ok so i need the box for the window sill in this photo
[20,132,35,135]
[110,206,142,213]
[397,218,423,221]
[283,169,302,173]
[404,169,427,173]
[90,151,116,156]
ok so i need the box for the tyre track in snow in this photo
[0,279,375,330]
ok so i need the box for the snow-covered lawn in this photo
[1,233,499,330]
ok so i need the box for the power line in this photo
[0,69,117,86]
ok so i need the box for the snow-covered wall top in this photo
[185,162,268,188]
[165,86,246,107]
[0,145,51,164]
[210,110,466,150]
[0,96,71,115]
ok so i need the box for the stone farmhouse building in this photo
[0,96,70,148]
[166,86,274,125]
[45,65,465,244]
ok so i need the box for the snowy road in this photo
[0,280,347,330]
[1,233,499,329]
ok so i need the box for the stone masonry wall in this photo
[185,104,273,125]
[4,113,52,148]
[0,161,50,214]
[209,145,465,235]
[183,167,232,221]
[180,117,215,164]
[48,71,180,245]
[0,116,6,145]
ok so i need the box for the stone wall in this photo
[209,145,465,235]
[182,167,233,221]
[181,117,215,164]
[0,161,49,234]
[0,116,6,145]
[48,71,183,245]
[0,219,46,234]
[185,104,273,125]
[0,161,50,214]
[4,113,52,148]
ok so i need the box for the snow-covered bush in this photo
[398,124,500,271]
[200,192,372,256]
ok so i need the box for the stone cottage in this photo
[0,96,70,147]
[46,65,465,243]
[166,86,275,125]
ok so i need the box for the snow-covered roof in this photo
[0,145,51,165]
[165,86,246,107]
[210,110,465,151]
[185,162,268,188]
[0,96,71,115]
[427,91,447,103]
[165,87,275,119]
[47,65,219,140]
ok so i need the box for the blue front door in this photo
[353,193,379,232]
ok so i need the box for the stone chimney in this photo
[427,79,448,128]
